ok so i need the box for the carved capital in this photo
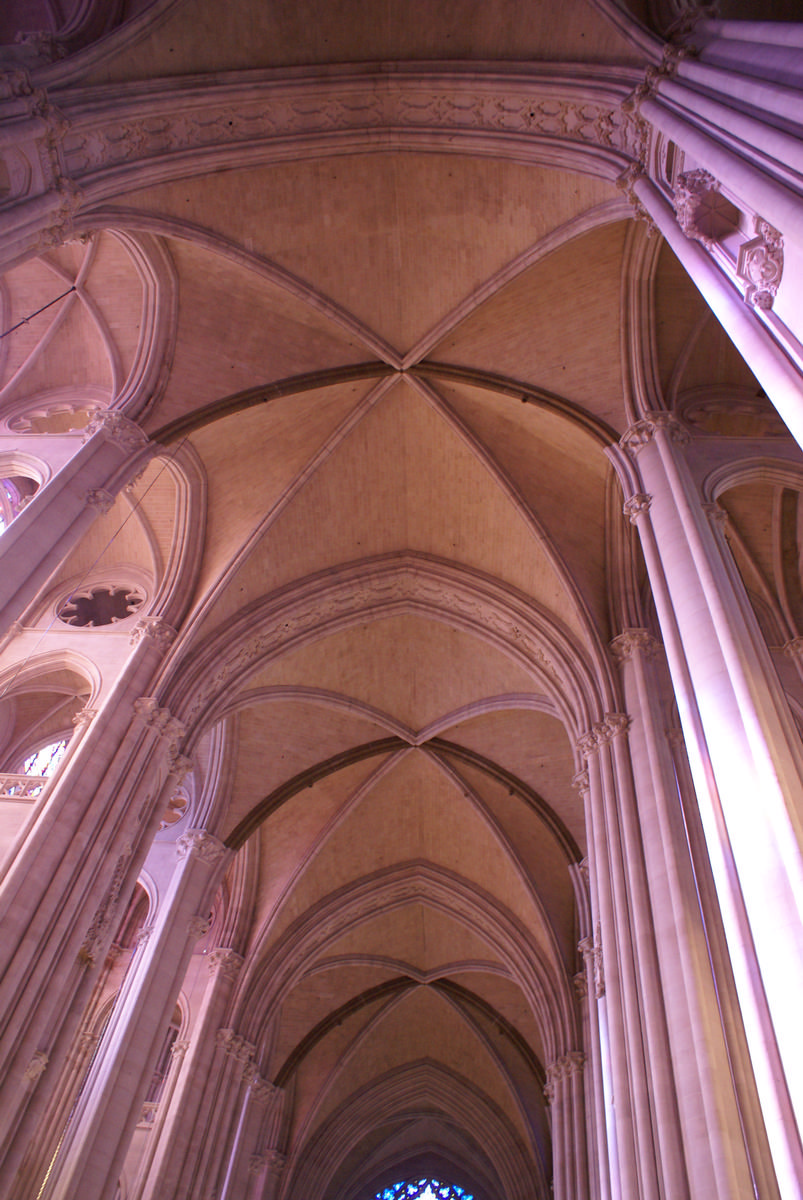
[621,412,689,455]
[737,216,783,310]
[130,616,177,651]
[674,168,721,246]
[267,1150,287,1174]
[188,914,212,940]
[615,159,656,233]
[207,948,244,981]
[167,752,193,783]
[576,731,597,760]
[216,1027,255,1065]
[83,411,149,455]
[610,629,660,662]
[623,492,652,524]
[23,1050,49,1083]
[177,829,227,867]
[134,696,174,733]
[136,924,155,948]
[595,713,630,744]
[72,706,97,731]
[573,970,588,998]
[572,768,590,795]
[85,488,115,515]
[248,1154,268,1176]
[246,1069,278,1104]
[170,1039,190,1061]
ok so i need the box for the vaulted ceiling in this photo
[0,1,783,1197]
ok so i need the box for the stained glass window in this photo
[23,739,68,777]
[376,1180,473,1200]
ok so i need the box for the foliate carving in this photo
[136,924,155,948]
[134,698,185,749]
[207,948,244,981]
[623,493,652,524]
[85,488,115,515]
[130,616,177,650]
[167,752,193,783]
[249,1155,268,1176]
[564,1050,586,1076]
[621,412,689,454]
[610,629,660,662]
[14,30,68,62]
[576,731,597,760]
[24,1050,49,1082]
[267,1150,287,1174]
[60,82,648,182]
[737,217,783,309]
[72,706,97,731]
[170,1039,190,1061]
[574,971,588,998]
[577,714,629,758]
[83,411,149,455]
[216,1028,255,1065]
[245,1068,278,1104]
[177,829,227,867]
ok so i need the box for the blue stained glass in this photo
[375,1180,473,1200]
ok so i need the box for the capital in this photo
[177,829,227,867]
[610,629,660,662]
[703,501,728,530]
[621,412,689,455]
[188,914,212,939]
[623,492,652,524]
[85,488,115,515]
[207,947,244,981]
[595,713,630,744]
[83,410,150,455]
[572,768,590,795]
[783,637,803,661]
[130,616,177,651]
[216,1027,255,1065]
[72,706,97,731]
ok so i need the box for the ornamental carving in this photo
[207,947,244,980]
[23,1050,49,1082]
[130,616,178,650]
[620,412,689,454]
[72,706,97,731]
[188,914,212,939]
[610,629,660,662]
[58,80,647,182]
[177,829,227,867]
[216,1027,255,1065]
[623,493,652,525]
[134,697,185,749]
[736,217,783,310]
[84,488,115,515]
[674,168,740,247]
[80,847,131,966]
[576,714,629,757]
[83,411,149,455]
[593,923,605,998]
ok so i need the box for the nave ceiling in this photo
[0,1,799,1197]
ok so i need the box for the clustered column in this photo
[620,412,803,1197]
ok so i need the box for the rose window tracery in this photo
[377,1181,474,1200]
[58,585,146,628]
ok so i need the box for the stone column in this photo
[621,414,803,1198]
[43,830,231,1200]
[0,411,155,637]
[545,1053,588,1200]
[610,629,764,1199]
[575,929,608,1200]
[137,947,245,1200]
[626,172,803,451]
[0,625,187,1196]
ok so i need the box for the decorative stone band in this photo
[620,411,690,455]
[609,628,661,662]
[130,616,178,650]
[177,829,227,867]
[23,1050,49,1084]
[84,487,115,515]
[207,948,245,981]
[82,411,150,456]
[623,492,652,525]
